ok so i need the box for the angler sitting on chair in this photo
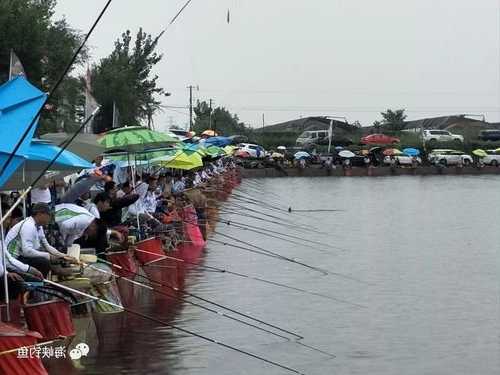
[5,203,77,277]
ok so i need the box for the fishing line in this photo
[44,279,307,375]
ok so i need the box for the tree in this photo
[380,109,407,131]
[90,29,166,133]
[372,120,382,133]
[193,100,250,136]
[0,1,88,133]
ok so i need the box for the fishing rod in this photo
[129,247,356,307]
[216,218,344,251]
[216,219,339,254]
[98,255,302,339]
[43,279,306,375]
[0,0,113,180]
[157,0,195,40]
[95,258,337,357]
[211,232,371,285]
[84,264,292,342]
[217,208,316,234]
[210,234,328,276]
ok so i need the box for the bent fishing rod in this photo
[86,263,336,358]
[43,279,307,375]
[0,0,113,179]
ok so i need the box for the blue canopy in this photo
[204,136,232,147]
[0,77,47,188]
[403,148,421,157]
[27,140,92,169]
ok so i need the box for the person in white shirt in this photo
[55,203,98,249]
[143,177,159,214]
[5,203,73,277]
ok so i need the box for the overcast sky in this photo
[55,0,500,131]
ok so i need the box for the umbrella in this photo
[201,129,218,137]
[294,151,311,160]
[99,126,179,152]
[152,150,203,170]
[277,146,287,151]
[338,150,355,158]
[360,149,369,156]
[369,147,382,153]
[41,132,105,162]
[335,146,344,151]
[271,152,284,159]
[223,145,237,155]
[204,146,226,158]
[204,136,232,147]
[383,148,403,156]
[403,148,421,157]
[1,140,93,190]
[472,149,488,158]
[235,150,251,158]
[0,77,47,189]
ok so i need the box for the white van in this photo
[296,130,329,146]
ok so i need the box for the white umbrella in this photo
[339,150,355,158]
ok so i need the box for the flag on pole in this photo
[9,50,26,80]
[84,67,99,133]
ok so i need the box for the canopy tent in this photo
[41,132,105,163]
[0,77,47,189]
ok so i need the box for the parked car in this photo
[383,155,422,166]
[296,130,353,147]
[427,149,472,166]
[478,130,500,142]
[360,134,400,145]
[423,130,463,144]
[482,150,500,166]
[237,143,266,158]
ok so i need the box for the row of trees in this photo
[0,0,166,134]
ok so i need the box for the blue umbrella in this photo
[0,140,93,190]
[204,136,232,147]
[403,148,420,157]
[0,77,47,188]
[26,140,93,169]
[294,151,311,160]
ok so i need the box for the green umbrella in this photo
[472,149,487,158]
[99,126,179,152]
[205,145,225,158]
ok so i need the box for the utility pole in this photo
[262,113,265,145]
[209,99,213,130]
[187,85,198,131]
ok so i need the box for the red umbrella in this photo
[235,150,251,158]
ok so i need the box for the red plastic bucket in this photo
[135,237,166,265]
[0,323,47,375]
[107,251,138,278]
[23,300,75,340]
[0,298,22,325]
